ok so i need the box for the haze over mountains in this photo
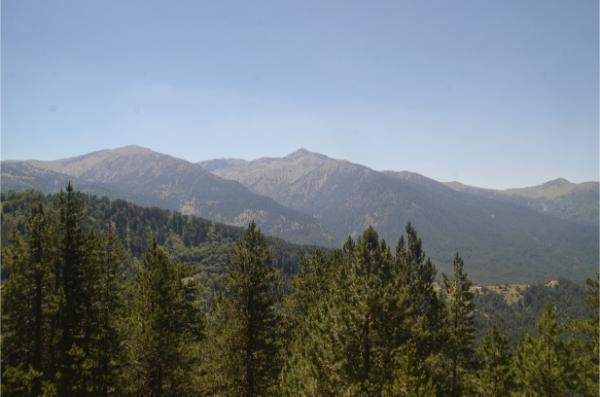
[1,146,336,246]
[445,178,598,226]
[202,148,598,282]
[2,145,598,282]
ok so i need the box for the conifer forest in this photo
[1,185,598,396]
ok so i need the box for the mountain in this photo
[446,178,599,225]
[4,146,596,283]
[200,149,598,283]
[1,146,336,246]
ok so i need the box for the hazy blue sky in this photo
[2,0,598,188]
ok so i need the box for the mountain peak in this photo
[542,177,572,187]
[286,148,311,157]
[284,148,327,160]
[109,145,153,155]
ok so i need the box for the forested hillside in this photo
[1,190,320,280]
[473,279,590,342]
[2,184,597,396]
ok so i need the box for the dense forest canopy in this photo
[1,190,321,280]
[1,185,598,396]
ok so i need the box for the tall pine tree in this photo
[280,250,348,396]
[569,274,599,396]
[443,253,475,397]
[471,326,513,397]
[206,221,283,397]
[54,182,102,396]
[92,224,125,397]
[388,223,446,396]
[1,225,42,396]
[124,240,199,397]
[512,303,579,396]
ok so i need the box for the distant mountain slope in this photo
[2,161,108,194]
[201,149,598,283]
[446,178,599,225]
[1,146,336,246]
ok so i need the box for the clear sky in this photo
[2,0,598,189]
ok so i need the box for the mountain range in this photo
[2,145,598,282]
[1,146,335,246]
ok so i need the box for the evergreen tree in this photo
[389,223,446,396]
[385,340,437,397]
[206,221,283,396]
[1,228,39,396]
[124,240,199,397]
[25,205,48,396]
[54,182,102,396]
[569,274,599,396]
[3,186,595,396]
[342,227,385,395]
[512,303,578,396]
[471,326,513,397]
[280,291,347,396]
[443,253,475,397]
[92,224,125,397]
[282,225,444,397]
[284,250,333,328]
[1,204,58,397]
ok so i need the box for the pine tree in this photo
[24,205,46,396]
[385,340,437,397]
[1,204,57,397]
[389,223,446,395]
[343,226,385,394]
[206,221,283,397]
[124,240,198,397]
[92,223,125,397]
[471,326,513,397]
[284,250,333,328]
[310,227,396,395]
[1,228,38,397]
[282,225,443,396]
[512,303,579,396]
[279,251,347,396]
[54,182,102,396]
[443,253,475,397]
[569,274,599,396]
[280,293,347,396]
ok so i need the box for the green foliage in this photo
[281,224,448,396]
[204,222,283,396]
[470,326,514,397]
[568,275,600,396]
[1,184,127,396]
[280,251,347,396]
[2,186,598,396]
[1,190,318,281]
[443,253,476,397]
[474,278,589,343]
[123,241,202,396]
[511,304,580,396]
[92,224,126,396]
